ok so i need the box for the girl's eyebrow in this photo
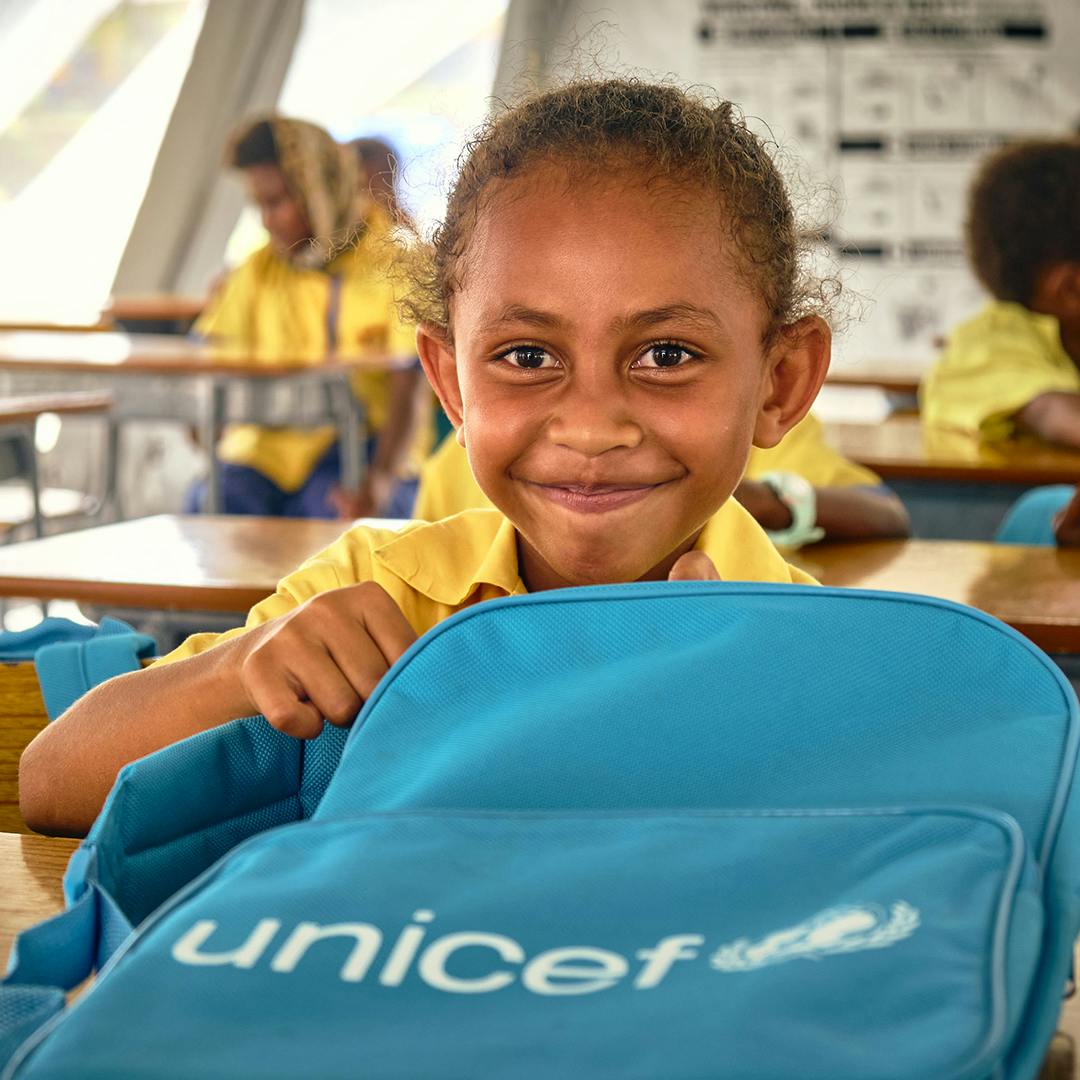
[479,302,727,336]
[477,305,563,335]
[611,303,726,334]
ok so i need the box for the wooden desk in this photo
[0,392,113,426]
[0,321,109,333]
[0,832,79,968]
[0,330,397,378]
[102,294,205,328]
[0,392,114,538]
[825,362,923,397]
[824,417,1080,539]
[1,513,1078,655]
[826,416,1080,484]
[797,539,1080,654]
[0,331,410,513]
[0,514,355,612]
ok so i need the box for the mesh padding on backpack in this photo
[92,719,348,925]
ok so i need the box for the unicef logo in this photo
[170,901,921,995]
[710,902,922,973]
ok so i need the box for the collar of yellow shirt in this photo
[372,500,810,606]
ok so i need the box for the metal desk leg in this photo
[331,377,366,492]
[202,380,228,513]
[103,416,122,522]
[19,425,44,539]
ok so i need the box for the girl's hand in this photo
[232,583,417,738]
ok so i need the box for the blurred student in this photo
[416,412,910,546]
[189,116,431,518]
[921,140,1080,447]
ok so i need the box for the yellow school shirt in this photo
[413,413,881,522]
[159,501,816,663]
[196,214,430,491]
[920,301,1078,442]
[744,412,880,488]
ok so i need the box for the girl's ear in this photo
[416,322,464,436]
[753,315,831,449]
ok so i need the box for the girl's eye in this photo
[499,346,557,369]
[634,343,696,369]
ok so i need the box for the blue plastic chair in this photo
[995,485,1075,546]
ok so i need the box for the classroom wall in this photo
[505,0,1080,369]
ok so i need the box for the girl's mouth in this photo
[526,481,663,514]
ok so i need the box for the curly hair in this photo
[396,78,835,344]
[966,139,1080,305]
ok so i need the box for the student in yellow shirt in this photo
[24,79,838,836]
[415,412,909,546]
[189,116,431,519]
[921,139,1080,446]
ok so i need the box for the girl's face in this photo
[419,164,828,590]
[243,163,312,256]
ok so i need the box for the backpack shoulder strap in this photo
[34,618,156,720]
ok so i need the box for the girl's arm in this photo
[810,485,911,541]
[1017,392,1080,450]
[19,637,255,837]
[736,479,910,542]
[19,583,416,838]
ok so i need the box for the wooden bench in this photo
[0,663,47,834]
[0,830,79,966]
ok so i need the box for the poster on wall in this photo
[696,0,1080,370]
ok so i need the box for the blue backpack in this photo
[3,582,1079,1079]
[0,616,156,720]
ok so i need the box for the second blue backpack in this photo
[3,582,1079,1079]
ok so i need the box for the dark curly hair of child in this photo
[397,78,834,346]
[966,139,1080,306]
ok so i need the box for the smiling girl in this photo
[23,80,833,836]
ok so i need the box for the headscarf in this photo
[237,116,369,270]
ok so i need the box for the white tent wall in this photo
[495,0,700,92]
[113,0,305,296]
[39,0,306,520]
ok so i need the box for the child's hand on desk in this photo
[1053,487,1080,547]
[329,471,396,520]
[232,584,417,739]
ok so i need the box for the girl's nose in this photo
[546,388,643,456]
